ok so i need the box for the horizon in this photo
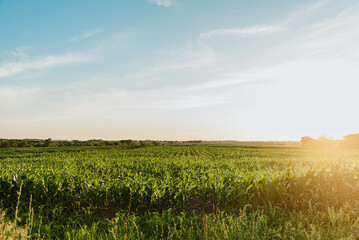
[1,138,301,141]
[1,0,359,140]
[1,135,355,142]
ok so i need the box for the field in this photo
[1,145,359,239]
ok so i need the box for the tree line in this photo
[0,139,164,148]
[0,139,203,148]
[301,134,359,148]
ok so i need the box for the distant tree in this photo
[0,141,10,148]
[301,135,335,148]
[301,136,317,147]
[18,141,29,147]
[317,135,334,148]
[8,140,18,148]
[105,141,114,146]
[120,140,135,146]
[343,134,359,148]
[44,138,52,147]
[318,135,332,141]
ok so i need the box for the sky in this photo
[1,0,359,141]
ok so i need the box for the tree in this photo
[0,141,10,148]
[18,141,29,147]
[44,138,52,147]
[301,136,317,147]
[343,134,359,148]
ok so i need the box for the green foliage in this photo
[1,145,359,238]
[0,139,163,148]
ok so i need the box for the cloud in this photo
[153,46,217,71]
[283,0,330,24]
[199,25,285,39]
[69,28,102,42]
[126,0,359,122]
[0,86,39,99]
[148,0,175,7]
[0,52,93,78]
[198,0,329,40]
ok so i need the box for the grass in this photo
[0,209,29,240]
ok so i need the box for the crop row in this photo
[1,146,359,222]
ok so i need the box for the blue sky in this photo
[1,0,359,140]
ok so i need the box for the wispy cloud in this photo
[199,25,285,39]
[198,0,329,40]
[153,46,217,71]
[0,52,93,78]
[0,86,39,99]
[283,0,330,24]
[148,0,175,7]
[69,28,102,42]
[123,0,359,120]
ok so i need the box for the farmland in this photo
[1,145,359,239]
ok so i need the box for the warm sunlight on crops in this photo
[2,145,359,238]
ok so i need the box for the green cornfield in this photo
[1,145,359,239]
